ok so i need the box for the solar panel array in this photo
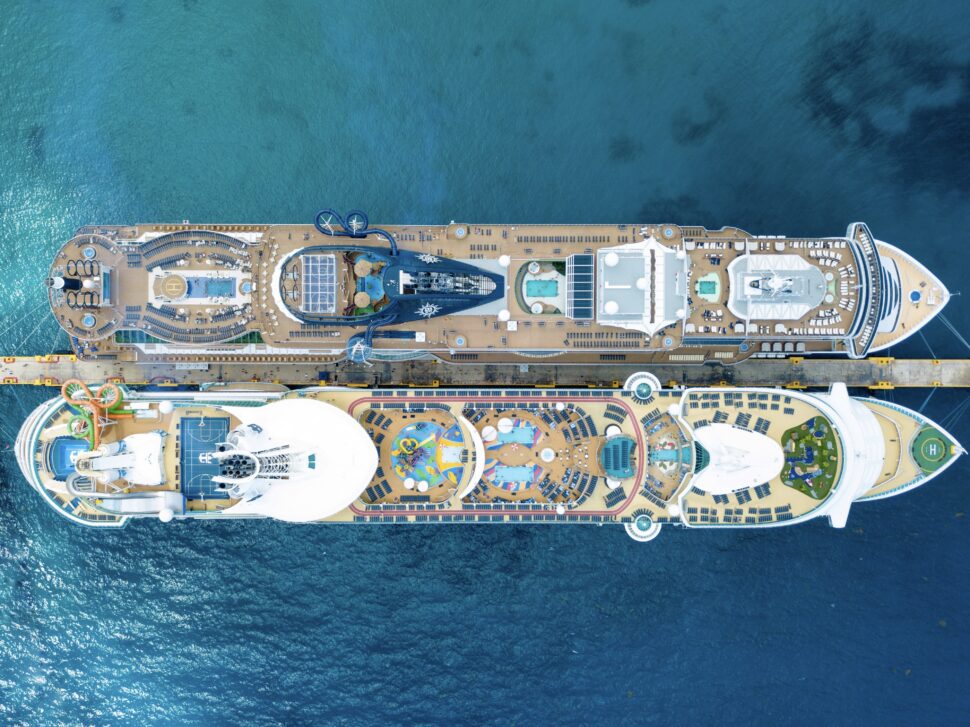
[566,254,594,320]
[301,254,337,313]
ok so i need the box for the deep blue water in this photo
[2,1,970,723]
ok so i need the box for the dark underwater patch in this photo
[896,72,970,188]
[512,38,534,58]
[671,91,727,145]
[609,134,642,162]
[108,5,124,24]
[801,15,970,190]
[26,125,44,162]
[617,30,646,77]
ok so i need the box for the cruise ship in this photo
[46,211,948,365]
[16,374,961,540]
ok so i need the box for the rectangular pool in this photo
[526,279,558,297]
[698,280,716,295]
[497,424,538,445]
[493,465,536,483]
[186,277,235,299]
[652,446,691,463]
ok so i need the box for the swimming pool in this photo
[526,279,558,297]
[185,277,235,299]
[356,273,385,300]
[493,465,536,483]
[652,446,691,463]
[698,280,716,295]
[497,423,538,445]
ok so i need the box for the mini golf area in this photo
[782,416,839,500]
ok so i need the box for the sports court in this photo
[179,416,231,500]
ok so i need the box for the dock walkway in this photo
[1,356,968,389]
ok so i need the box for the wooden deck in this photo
[46,219,942,365]
[25,383,952,530]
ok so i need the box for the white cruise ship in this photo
[15,374,961,541]
[46,214,948,365]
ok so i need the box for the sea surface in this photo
[1,1,969,724]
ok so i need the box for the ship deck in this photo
[46,219,946,365]
[24,382,956,529]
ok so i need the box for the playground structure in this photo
[60,379,132,449]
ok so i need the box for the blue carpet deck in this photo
[179,416,231,500]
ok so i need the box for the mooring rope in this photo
[13,315,52,354]
[940,395,970,430]
[918,386,938,414]
[918,329,937,360]
[0,298,50,343]
[939,314,970,352]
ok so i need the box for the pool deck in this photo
[24,381,956,529]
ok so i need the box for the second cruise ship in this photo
[45,211,948,365]
[16,374,961,540]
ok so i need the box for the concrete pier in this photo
[1,355,968,389]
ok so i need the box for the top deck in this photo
[17,379,961,533]
[46,218,948,366]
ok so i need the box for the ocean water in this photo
[1,1,969,723]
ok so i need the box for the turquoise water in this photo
[651,446,690,463]
[356,274,385,301]
[698,280,717,295]
[185,276,234,299]
[1,0,970,723]
[492,465,537,483]
[526,279,558,297]
[496,423,537,445]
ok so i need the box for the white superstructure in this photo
[15,378,962,540]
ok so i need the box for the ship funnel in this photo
[47,276,81,291]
